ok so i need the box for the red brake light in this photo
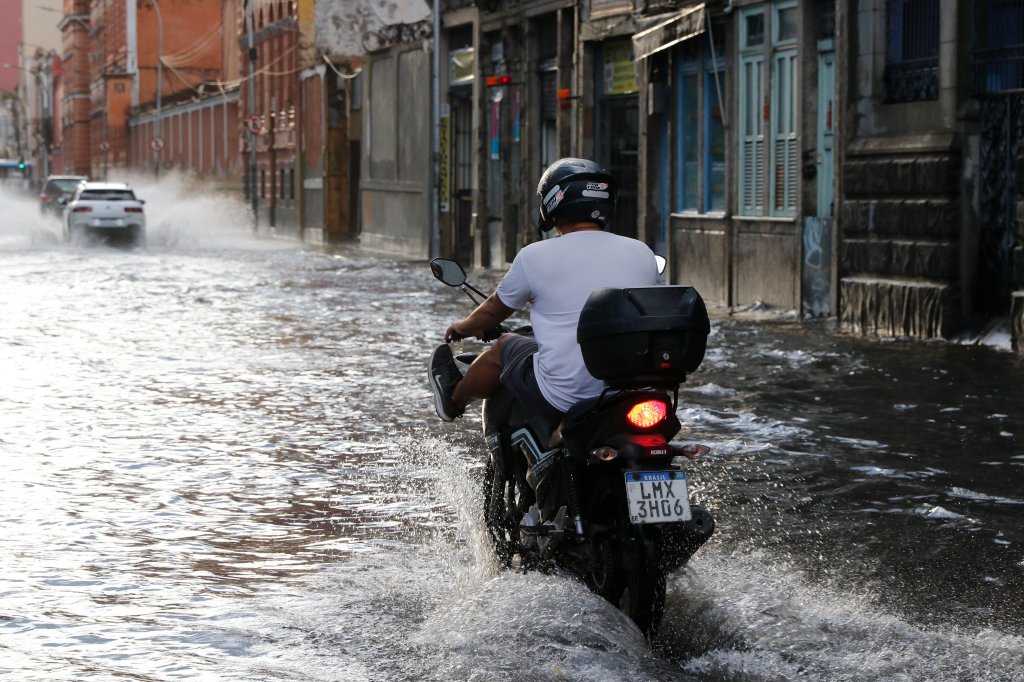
[124,206,143,213]
[72,206,92,212]
[626,400,668,430]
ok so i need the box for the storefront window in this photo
[674,31,726,214]
[705,67,726,212]
[677,66,699,211]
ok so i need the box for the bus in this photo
[0,159,33,191]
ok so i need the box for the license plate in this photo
[624,470,691,524]
[92,218,125,227]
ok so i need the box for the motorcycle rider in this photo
[429,157,659,423]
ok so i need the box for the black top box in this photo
[577,286,710,389]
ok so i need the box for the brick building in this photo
[240,0,311,235]
[59,0,234,181]
[128,0,240,185]
[58,1,90,175]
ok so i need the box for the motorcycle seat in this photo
[546,394,606,448]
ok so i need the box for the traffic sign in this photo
[245,114,263,135]
[150,137,165,152]
[98,141,110,152]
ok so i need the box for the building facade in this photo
[313,0,433,253]
[58,0,238,184]
[839,0,1024,346]
[129,0,241,188]
[0,0,24,166]
[45,0,1024,352]
[58,0,91,176]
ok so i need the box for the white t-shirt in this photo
[495,230,658,412]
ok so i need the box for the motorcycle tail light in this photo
[72,206,92,212]
[625,399,668,430]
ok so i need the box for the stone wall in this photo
[1013,146,1024,352]
[839,137,963,339]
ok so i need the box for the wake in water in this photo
[212,432,1024,681]
[664,549,1024,681]
[0,172,286,252]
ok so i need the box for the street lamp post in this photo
[245,0,258,233]
[152,0,163,179]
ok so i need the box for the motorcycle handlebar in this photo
[445,325,508,344]
[481,325,508,342]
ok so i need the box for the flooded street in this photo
[1,181,1022,681]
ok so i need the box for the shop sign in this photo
[449,48,474,86]
[439,103,451,213]
[603,39,638,96]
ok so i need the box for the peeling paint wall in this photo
[315,0,431,59]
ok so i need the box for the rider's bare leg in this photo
[451,335,509,410]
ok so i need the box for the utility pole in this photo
[245,0,259,233]
[127,1,138,108]
[152,0,163,179]
[430,0,441,258]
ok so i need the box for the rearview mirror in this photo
[430,258,467,287]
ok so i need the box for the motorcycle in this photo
[429,257,715,638]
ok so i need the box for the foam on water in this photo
[664,549,1024,681]
[0,185,61,249]
[220,425,1024,682]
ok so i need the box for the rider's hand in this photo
[444,322,469,343]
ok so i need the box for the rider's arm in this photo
[446,293,516,341]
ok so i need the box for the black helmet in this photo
[536,157,617,233]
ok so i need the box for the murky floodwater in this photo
[1,178,1022,681]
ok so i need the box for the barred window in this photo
[972,0,1024,94]
[884,0,940,102]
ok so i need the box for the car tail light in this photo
[625,399,668,430]
[124,206,143,213]
[72,206,92,212]
[40,194,51,201]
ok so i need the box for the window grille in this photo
[817,0,836,40]
[884,0,940,102]
[972,0,1024,94]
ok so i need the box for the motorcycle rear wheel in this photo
[482,458,519,567]
[619,549,666,639]
[584,476,667,639]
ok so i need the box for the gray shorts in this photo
[499,334,564,423]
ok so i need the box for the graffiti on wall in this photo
[315,0,433,59]
[801,216,832,318]
[362,20,433,53]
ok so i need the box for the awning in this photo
[632,4,706,61]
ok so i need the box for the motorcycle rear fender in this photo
[560,390,681,458]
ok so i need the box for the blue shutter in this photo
[739,53,765,215]
[770,49,797,215]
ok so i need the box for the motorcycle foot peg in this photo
[519,505,542,548]
[538,507,567,557]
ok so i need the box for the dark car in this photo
[40,175,88,216]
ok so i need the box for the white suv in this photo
[63,182,146,246]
